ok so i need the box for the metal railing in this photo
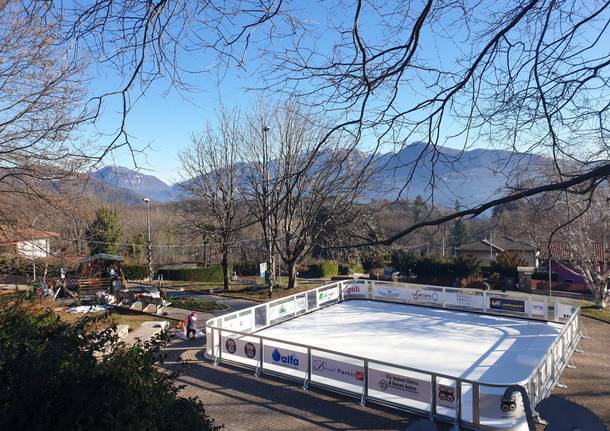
[205,280,582,430]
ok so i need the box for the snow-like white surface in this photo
[257,300,563,384]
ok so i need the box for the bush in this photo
[157,265,228,282]
[531,271,558,281]
[310,261,339,278]
[0,301,220,430]
[465,279,490,290]
[123,264,148,280]
[339,262,365,275]
[233,262,259,276]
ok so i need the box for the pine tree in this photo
[449,200,469,252]
[86,207,123,255]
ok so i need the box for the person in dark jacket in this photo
[186,312,198,339]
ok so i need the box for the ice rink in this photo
[257,299,563,384]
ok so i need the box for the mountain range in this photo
[90,143,546,208]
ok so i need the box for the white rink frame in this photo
[205,280,582,430]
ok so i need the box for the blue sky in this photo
[87,0,609,185]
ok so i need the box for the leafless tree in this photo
[15,0,610,252]
[519,186,610,308]
[180,110,244,290]
[242,100,374,288]
[0,1,96,225]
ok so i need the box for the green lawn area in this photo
[170,297,229,312]
[580,302,610,323]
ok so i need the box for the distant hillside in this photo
[91,144,548,208]
[91,166,177,203]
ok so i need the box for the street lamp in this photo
[143,198,153,281]
[262,125,275,293]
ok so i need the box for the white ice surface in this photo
[256,300,563,385]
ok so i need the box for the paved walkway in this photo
[161,317,609,431]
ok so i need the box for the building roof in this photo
[540,241,607,262]
[80,253,124,263]
[0,226,59,246]
[458,236,536,253]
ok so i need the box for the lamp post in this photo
[143,198,153,281]
[262,125,275,293]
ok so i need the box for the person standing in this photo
[186,312,198,339]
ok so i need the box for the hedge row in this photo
[390,250,480,279]
[531,271,559,281]
[339,262,365,275]
[157,265,227,282]
[310,261,339,278]
[123,264,148,281]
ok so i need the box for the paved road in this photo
[161,317,609,431]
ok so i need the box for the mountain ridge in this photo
[91,144,547,207]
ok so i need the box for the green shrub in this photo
[233,262,259,276]
[339,262,365,275]
[123,264,148,280]
[157,265,228,282]
[0,302,220,430]
[311,261,339,278]
[531,271,558,281]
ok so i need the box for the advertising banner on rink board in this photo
[221,335,259,361]
[368,369,432,403]
[479,392,524,419]
[263,346,306,371]
[342,281,368,297]
[268,300,295,322]
[529,300,547,318]
[372,285,407,301]
[294,295,307,314]
[444,291,484,310]
[311,356,364,387]
[222,313,252,332]
[405,287,443,305]
[318,286,340,304]
[436,383,456,409]
[556,302,577,321]
[489,297,526,313]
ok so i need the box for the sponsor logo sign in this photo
[264,347,305,370]
[244,342,257,359]
[489,297,525,313]
[269,300,295,321]
[374,287,402,299]
[437,384,456,408]
[530,301,547,317]
[368,369,432,403]
[221,335,259,362]
[222,314,252,331]
[557,303,576,320]
[311,356,364,386]
[295,295,307,313]
[408,288,441,304]
[225,338,237,354]
[318,287,339,304]
[479,393,523,418]
[343,282,367,297]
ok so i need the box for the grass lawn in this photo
[219,280,325,301]
[580,301,610,323]
[170,297,229,312]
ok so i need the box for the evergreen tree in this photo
[86,207,123,255]
[127,233,146,261]
[449,200,469,252]
[412,195,428,222]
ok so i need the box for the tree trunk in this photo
[287,260,298,289]
[221,253,230,291]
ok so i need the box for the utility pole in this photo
[143,198,153,281]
